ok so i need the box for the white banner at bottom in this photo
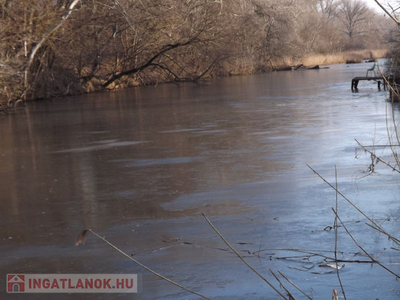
[7,274,138,293]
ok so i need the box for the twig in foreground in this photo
[75,229,212,300]
[332,209,400,279]
[269,269,296,300]
[355,139,400,174]
[202,213,288,300]
[365,222,400,244]
[334,166,347,300]
[277,271,313,300]
[307,164,400,247]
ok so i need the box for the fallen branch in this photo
[255,248,337,260]
[255,248,375,264]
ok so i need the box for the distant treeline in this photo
[0,0,394,105]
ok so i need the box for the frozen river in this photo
[1,62,399,299]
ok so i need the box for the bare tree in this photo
[318,0,340,20]
[0,0,392,109]
[338,0,371,49]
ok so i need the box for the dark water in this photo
[1,62,400,299]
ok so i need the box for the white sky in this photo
[362,0,382,11]
[362,0,400,12]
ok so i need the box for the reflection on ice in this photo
[112,157,203,167]
[53,140,146,153]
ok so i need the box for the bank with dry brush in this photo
[0,0,393,113]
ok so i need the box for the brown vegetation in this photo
[0,0,393,109]
[272,49,388,69]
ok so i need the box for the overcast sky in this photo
[362,0,381,11]
[363,0,400,12]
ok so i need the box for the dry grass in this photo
[272,49,388,69]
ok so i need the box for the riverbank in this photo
[270,49,388,71]
[0,48,389,114]
[1,0,391,113]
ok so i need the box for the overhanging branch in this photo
[374,0,400,24]
[102,40,194,88]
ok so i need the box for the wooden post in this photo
[351,79,359,92]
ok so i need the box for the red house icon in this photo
[7,274,25,293]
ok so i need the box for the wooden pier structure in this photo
[351,76,387,91]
